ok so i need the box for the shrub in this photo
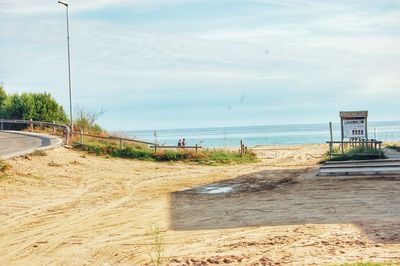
[30,150,47,156]
[0,160,11,172]
[74,106,105,134]
[73,142,258,165]
[0,86,68,124]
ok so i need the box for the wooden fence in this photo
[326,140,383,159]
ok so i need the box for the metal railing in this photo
[0,118,70,144]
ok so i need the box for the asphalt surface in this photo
[0,131,62,159]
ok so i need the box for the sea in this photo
[120,121,400,148]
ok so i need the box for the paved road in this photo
[0,131,63,159]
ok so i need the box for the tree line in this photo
[0,86,68,123]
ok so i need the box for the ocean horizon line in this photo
[112,120,400,148]
[113,119,400,133]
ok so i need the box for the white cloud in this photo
[1,0,400,129]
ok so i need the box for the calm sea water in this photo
[119,121,400,148]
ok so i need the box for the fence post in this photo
[329,122,333,159]
[195,144,198,154]
[30,119,33,132]
[65,127,70,145]
[0,118,3,130]
[53,121,56,134]
[240,140,243,155]
[120,139,124,149]
[80,129,84,144]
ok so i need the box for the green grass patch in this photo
[73,142,258,165]
[321,145,384,163]
[194,151,257,165]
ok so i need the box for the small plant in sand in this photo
[0,160,11,172]
[30,150,47,156]
[146,223,166,266]
[0,160,11,179]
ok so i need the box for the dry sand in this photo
[0,144,399,265]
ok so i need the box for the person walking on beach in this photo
[182,138,186,147]
[178,139,182,149]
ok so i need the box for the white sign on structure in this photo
[343,119,365,138]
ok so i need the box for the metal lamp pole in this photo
[58,1,73,130]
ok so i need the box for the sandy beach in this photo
[0,144,399,265]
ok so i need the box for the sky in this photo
[0,0,400,130]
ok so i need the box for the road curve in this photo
[0,131,63,159]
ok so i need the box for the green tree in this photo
[0,86,7,117]
[0,87,68,123]
[0,86,7,106]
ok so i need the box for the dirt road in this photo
[0,145,399,265]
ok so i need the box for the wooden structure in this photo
[340,111,368,141]
[326,111,383,158]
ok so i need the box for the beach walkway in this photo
[318,148,400,176]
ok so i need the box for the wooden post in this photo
[120,139,124,149]
[154,145,157,155]
[329,122,333,159]
[340,118,344,154]
[240,140,243,155]
[66,127,71,145]
[80,129,84,144]
[0,118,3,130]
[53,121,56,134]
[195,144,198,154]
[365,117,368,154]
[30,119,33,132]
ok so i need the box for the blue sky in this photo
[1,0,400,130]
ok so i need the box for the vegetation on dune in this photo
[320,145,384,163]
[73,140,258,165]
[73,106,105,134]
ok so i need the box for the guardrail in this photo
[326,140,383,159]
[0,118,70,144]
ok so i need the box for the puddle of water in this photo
[198,186,233,194]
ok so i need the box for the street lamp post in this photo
[58,1,73,130]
